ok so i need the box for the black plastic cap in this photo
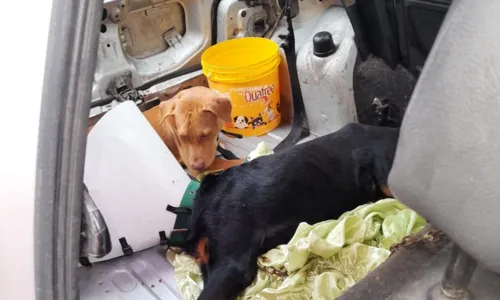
[313,31,337,57]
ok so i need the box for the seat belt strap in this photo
[166,179,200,247]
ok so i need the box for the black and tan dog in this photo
[184,123,400,300]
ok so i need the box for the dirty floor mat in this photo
[354,55,416,121]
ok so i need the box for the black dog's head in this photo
[184,171,261,300]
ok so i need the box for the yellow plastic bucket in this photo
[201,37,281,137]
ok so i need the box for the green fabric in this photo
[169,180,201,247]
[166,198,426,299]
[245,141,274,162]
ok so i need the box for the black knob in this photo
[313,31,337,58]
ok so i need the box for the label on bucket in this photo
[212,81,281,138]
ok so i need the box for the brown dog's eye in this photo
[199,129,211,142]
[178,132,189,141]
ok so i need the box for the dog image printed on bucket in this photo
[216,84,280,136]
[201,37,281,137]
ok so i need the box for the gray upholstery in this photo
[389,0,500,274]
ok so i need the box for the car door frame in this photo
[34,0,102,299]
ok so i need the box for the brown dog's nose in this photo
[190,160,206,171]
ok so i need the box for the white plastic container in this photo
[292,7,359,136]
[273,6,358,136]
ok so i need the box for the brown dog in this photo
[149,86,234,175]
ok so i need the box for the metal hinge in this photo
[107,71,144,103]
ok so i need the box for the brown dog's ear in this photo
[159,98,177,116]
[203,97,232,123]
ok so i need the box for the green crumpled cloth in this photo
[245,141,274,162]
[167,198,426,300]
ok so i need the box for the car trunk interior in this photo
[75,0,498,300]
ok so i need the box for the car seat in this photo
[389,0,500,297]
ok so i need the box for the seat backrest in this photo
[84,101,190,263]
[389,0,500,274]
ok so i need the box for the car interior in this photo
[34,0,500,299]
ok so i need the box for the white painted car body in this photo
[0,1,52,299]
